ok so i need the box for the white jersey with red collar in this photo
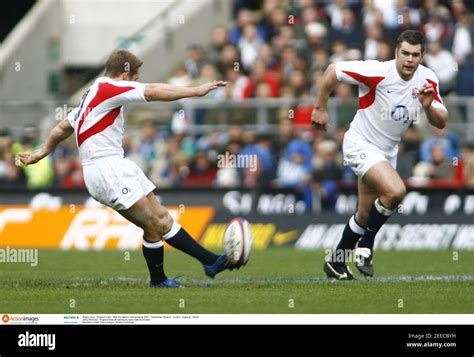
[67,77,147,163]
[335,59,447,151]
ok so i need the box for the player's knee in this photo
[385,185,406,205]
[149,212,173,237]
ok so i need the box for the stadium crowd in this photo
[1,0,474,206]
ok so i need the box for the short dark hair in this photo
[396,30,425,52]
[105,50,143,77]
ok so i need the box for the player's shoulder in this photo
[97,77,144,89]
[336,59,391,75]
[416,64,439,80]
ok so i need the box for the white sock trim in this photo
[374,198,394,216]
[142,239,164,249]
[349,215,365,235]
[163,221,182,240]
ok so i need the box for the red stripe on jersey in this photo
[341,70,385,109]
[77,82,135,146]
[425,79,443,104]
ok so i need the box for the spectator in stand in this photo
[239,24,264,72]
[373,0,399,31]
[461,143,474,187]
[0,129,22,185]
[329,41,348,64]
[457,51,474,96]
[223,67,249,100]
[429,143,455,179]
[183,151,217,187]
[229,8,265,44]
[240,132,273,187]
[276,139,312,188]
[424,41,457,94]
[215,140,242,188]
[261,5,290,43]
[334,82,357,128]
[312,139,344,182]
[364,25,383,60]
[312,139,345,209]
[184,44,206,79]
[258,0,281,42]
[421,13,450,44]
[420,0,451,23]
[452,10,473,66]
[54,156,85,189]
[217,43,241,75]
[258,43,279,71]
[208,26,230,65]
[274,118,295,157]
[168,66,192,87]
[396,0,422,31]
[287,69,308,97]
[376,41,393,61]
[304,22,329,57]
[397,125,423,179]
[310,48,329,73]
[155,135,190,188]
[243,60,280,98]
[420,127,461,164]
[362,0,383,29]
[326,0,348,31]
[331,7,364,50]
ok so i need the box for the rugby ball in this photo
[222,218,253,267]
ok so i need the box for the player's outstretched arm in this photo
[418,81,448,129]
[144,81,227,102]
[16,119,74,166]
[312,63,338,131]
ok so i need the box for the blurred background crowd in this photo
[1,0,474,210]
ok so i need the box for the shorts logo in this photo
[122,188,129,195]
[360,153,367,160]
[391,104,410,123]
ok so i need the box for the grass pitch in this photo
[1,248,473,313]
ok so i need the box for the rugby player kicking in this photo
[17,50,234,288]
[312,30,448,280]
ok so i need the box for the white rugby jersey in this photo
[67,77,147,163]
[335,59,447,151]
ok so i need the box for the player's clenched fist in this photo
[417,81,435,109]
[311,107,329,131]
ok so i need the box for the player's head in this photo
[395,30,425,80]
[105,50,143,81]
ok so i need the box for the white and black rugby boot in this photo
[354,247,374,277]
[323,261,355,280]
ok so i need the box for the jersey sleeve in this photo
[335,60,382,84]
[114,81,147,104]
[66,107,79,127]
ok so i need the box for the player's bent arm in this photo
[312,64,338,131]
[16,119,74,166]
[314,64,338,110]
[424,105,448,129]
[144,81,227,102]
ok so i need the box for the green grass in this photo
[0,249,473,313]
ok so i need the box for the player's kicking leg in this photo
[119,192,233,287]
[144,193,232,279]
[324,178,376,280]
[353,161,406,276]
